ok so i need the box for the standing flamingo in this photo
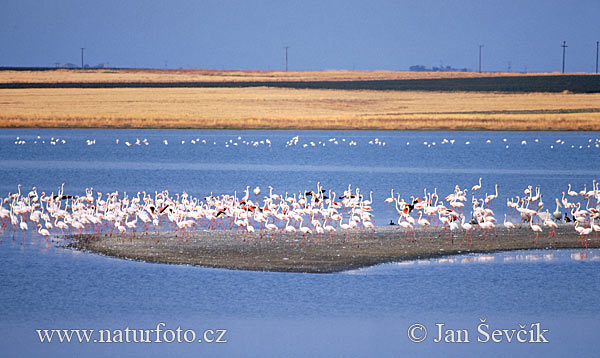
[460,215,474,245]
[503,214,515,240]
[363,220,375,239]
[384,189,395,204]
[417,211,431,240]
[339,217,352,242]
[575,221,592,248]
[543,217,557,241]
[265,222,278,241]
[37,223,50,242]
[398,218,414,241]
[529,215,542,244]
[323,223,336,243]
[297,218,313,247]
[471,177,482,195]
[284,217,296,246]
[19,217,28,239]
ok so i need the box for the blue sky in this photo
[1,0,599,72]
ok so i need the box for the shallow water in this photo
[1,129,599,356]
[1,129,599,225]
[0,239,599,357]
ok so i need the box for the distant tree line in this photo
[59,63,109,69]
[409,65,468,72]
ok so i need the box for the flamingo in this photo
[284,217,296,246]
[529,215,542,244]
[384,189,395,204]
[37,223,50,242]
[485,184,499,206]
[54,216,68,238]
[323,223,336,243]
[398,218,414,241]
[362,191,373,206]
[265,222,278,241]
[19,217,28,239]
[339,217,352,242]
[116,223,126,242]
[567,184,578,197]
[314,224,325,244]
[460,215,474,245]
[124,214,138,241]
[503,214,515,240]
[44,219,52,231]
[417,211,431,240]
[245,224,255,240]
[478,218,495,240]
[543,217,557,241]
[448,219,459,243]
[362,220,375,239]
[575,221,592,248]
[297,218,313,247]
[471,177,482,195]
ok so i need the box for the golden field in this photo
[0,69,599,130]
[1,86,599,130]
[0,68,557,84]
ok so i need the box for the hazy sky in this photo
[1,0,599,72]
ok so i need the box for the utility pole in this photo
[81,48,85,69]
[284,46,290,72]
[478,45,483,73]
[561,41,567,73]
[596,41,600,73]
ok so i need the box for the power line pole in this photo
[81,48,85,69]
[478,45,484,73]
[561,41,567,73]
[596,41,600,73]
[284,46,290,71]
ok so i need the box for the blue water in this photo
[1,129,599,357]
[1,129,599,225]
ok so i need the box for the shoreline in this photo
[3,126,600,132]
[71,224,599,273]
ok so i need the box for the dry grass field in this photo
[0,68,545,84]
[2,87,599,130]
[1,69,599,130]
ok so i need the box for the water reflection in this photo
[349,249,600,274]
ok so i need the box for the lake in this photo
[0,129,599,356]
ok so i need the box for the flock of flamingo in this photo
[10,135,600,150]
[1,179,599,249]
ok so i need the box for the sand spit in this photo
[70,223,599,273]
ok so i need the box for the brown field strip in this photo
[1,87,600,130]
[1,69,600,130]
[0,68,548,84]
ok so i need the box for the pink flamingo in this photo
[284,217,296,246]
[297,218,313,247]
[417,211,431,240]
[543,217,557,241]
[503,214,515,240]
[37,224,50,242]
[529,215,542,244]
